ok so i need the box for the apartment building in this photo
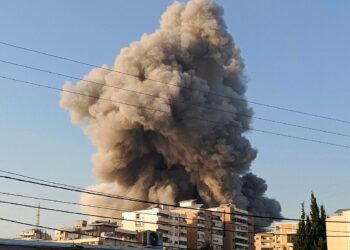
[274,222,298,250]
[122,204,187,250]
[326,209,350,250]
[254,222,298,250]
[254,232,274,250]
[172,199,223,250]
[209,203,254,250]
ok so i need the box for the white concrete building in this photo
[122,204,187,250]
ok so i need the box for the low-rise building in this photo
[326,208,350,250]
[122,205,187,250]
[55,220,162,249]
[19,228,52,241]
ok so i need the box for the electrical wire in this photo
[0,201,346,237]
[0,170,346,224]
[1,58,349,138]
[0,40,349,125]
[0,191,268,229]
[0,217,162,249]
[1,191,348,234]
[2,74,350,149]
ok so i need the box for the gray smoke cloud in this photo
[60,0,281,227]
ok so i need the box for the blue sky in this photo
[0,0,350,237]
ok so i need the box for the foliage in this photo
[294,192,327,250]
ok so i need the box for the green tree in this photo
[305,215,312,249]
[294,193,327,250]
[294,202,306,250]
[310,192,320,246]
[319,205,327,250]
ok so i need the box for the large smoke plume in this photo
[60,0,281,227]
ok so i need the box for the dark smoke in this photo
[60,0,281,227]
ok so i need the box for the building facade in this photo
[326,209,350,250]
[209,203,254,250]
[254,232,274,250]
[172,200,224,250]
[122,205,187,250]
[254,222,298,250]
[274,222,298,250]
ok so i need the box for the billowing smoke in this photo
[60,0,281,227]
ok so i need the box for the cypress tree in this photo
[310,192,320,247]
[294,202,306,249]
[294,193,327,250]
[305,215,312,250]
[319,205,327,250]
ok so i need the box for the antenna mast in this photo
[36,203,40,228]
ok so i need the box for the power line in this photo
[1,59,350,139]
[2,74,350,149]
[0,191,217,225]
[0,217,160,249]
[1,40,349,125]
[0,170,347,224]
[1,190,349,234]
[0,200,348,237]
[0,199,268,236]
[0,190,270,229]
[0,191,130,213]
[0,199,180,229]
[0,199,257,238]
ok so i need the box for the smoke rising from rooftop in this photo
[60,0,281,227]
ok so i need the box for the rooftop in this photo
[334,208,350,214]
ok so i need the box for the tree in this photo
[305,215,312,249]
[319,205,327,250]
[294,192,327,250]
[294,202,306,250]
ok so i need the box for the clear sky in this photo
[0,0,350,238]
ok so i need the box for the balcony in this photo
[198,237,205,242]
[179,236,187,241]
[212,221,223,229]
[157,212,170,218]
[197,220,205,227]
[198,216,205,221]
